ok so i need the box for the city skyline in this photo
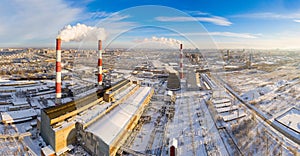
[1,0,300,49]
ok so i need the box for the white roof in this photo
[216,105,238,113]
[212,98,231,104]
[165,65,177,74]
[169,62,178,66]
[214,102,232,108]
[222,110,246,122]
[1,108,37,123]
[167,90,173,96]
[41,145,55,155]
[76,102,110,124]
[86,87,151,145]
[12,99,28,106]
[152,60,164,68]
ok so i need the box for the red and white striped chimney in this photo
[179,43,184,79]
[56,38,62,104]
[98,40,103,85]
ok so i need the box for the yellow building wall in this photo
[54,123,76,152]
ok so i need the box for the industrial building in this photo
[166,73,180,91]
[1,108,37,124]
[41,39,127,155]
[40,93,99,154]
[76,87,153,156]
[41,41,152,154]
[186,70,200,91]
[41,80,153,155]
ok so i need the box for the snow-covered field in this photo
[276,108,300,134]
[218,54,300,155]
[223,62,300,117]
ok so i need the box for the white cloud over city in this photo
[0,0,82,46]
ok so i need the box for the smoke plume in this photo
[58,23,106,42]
[136,36,182,46]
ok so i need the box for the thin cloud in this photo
[155,16,232,26]
[85,11,115,20]
[96,13,136,37]
[185,11,210,16]
[78,11,115,25]
[207,32,259,39]
[232,12,300,19]
[101,12,131,22]
[169,32,259,39]
[293,19,300,23]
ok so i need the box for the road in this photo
[165,90,228,156]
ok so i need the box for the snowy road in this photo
[166,91,228,156]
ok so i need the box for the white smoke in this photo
[58,23,106,42]
[136,36,182,46]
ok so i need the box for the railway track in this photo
[212,74,300,145]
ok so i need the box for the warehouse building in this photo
[76,87,154,156]
[40,79,153,155]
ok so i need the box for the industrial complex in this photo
[2,1,300,155]
[37,37,300,155]
[0,36,299,155]
[39,39,154,155]
[0,26,299,156]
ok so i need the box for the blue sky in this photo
[1,0,300,49]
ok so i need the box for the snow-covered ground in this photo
[223,65,300,117]
[276,108,300,134]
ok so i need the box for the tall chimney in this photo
[179,43,184,79]
[56,38,62,105]
[98,40,103,85]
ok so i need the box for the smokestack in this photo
[179,43,184,79]
[56,38,62,105]
[98,40,103,86]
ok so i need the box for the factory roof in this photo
[216,105,239,113]
[168,62,178,66]
[165,65,177,74]
[1,108,37,123]
[186,70,198,90]
[212,98,231,104]
[151,60,164,68]
[12,99,28,106]
[222,110,246,122]
[43,99,77,119]
[41,145,55,156]
[86,87,152,145]
[214,102,232,108]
